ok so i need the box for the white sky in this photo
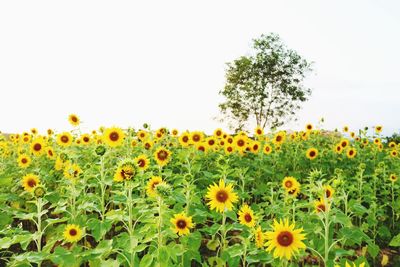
[1,0,399,135]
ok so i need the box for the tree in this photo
[218,33,312,132]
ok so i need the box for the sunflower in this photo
[265,219,306,260]
[63,224,83,243]
[154,147,171,166]
[389,174,397,182]
[68,114,80,126]
[287,186,300,198]
[56,132,73,147]
[21,134,31,144]
[314,199,329,213]
[224,144,235,154]
[389,142,397,148]
[46,147,55,159]
[47,129,54,136]
[171,129,179,137]
[190,131,204,144]
[375,125,383,133]
[334,144,343,154]
[22,173,40,192]
[238,204,256,227]
[282,177,299,192]
[306,148,318,160]
[343,125,349,132]
[362,139,369,145]
[345,261,366,267]
[178,133,191,147]
[340,139,349,148]
[103,127,125,147]
[254,126,264,137]
[323,185,334,199]
[390,150,398,158]
[135,154,150,171]
[143,140,153,150]
[30,138,45,156]
[346,147,357,158]
[263,144,273,155]
[213,128,223,138]
[205,179,238,213]
[225,135,234,144]
[196,143,207,153]
[146,176,163,197]
[170,213,194,236]
[250,141,261,154]
[31,128,38,135]
[18,154,31,168]
[55,156,65,171]
[233,135,247,152]
[64,162,82,179]
[114,160,136,182]
[350,132,356,138]
[374,138,381,145]
[273,131,286,146]
[255,226,265,248]
[80,134,91,145]
[305,123,313,131]
[206,137,218,150]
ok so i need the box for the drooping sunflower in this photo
[103,127,125,147]
[154,147,171,166]
[114,160,137,182]
[254,126,264,137]
[263,144,273,155]
[346,147,357,158]
[306,148,318,160]
[389,174,397,182]
[22,173,40,192]
[64,162,82,179]
[63,224,83,243]
[170,213,194,236]
[18,154,31,168]
[135,154,150,171]
[68,114,80,126]
[238,204,256,227]
[30,138,45,156]
[56,132,73,147]
[323,185,334,199]
[255,226,265,248]
[146,176,163,197]
[265,219,306,260]
[205,179,238,213]
[314,199,329,213]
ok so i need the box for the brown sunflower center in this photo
[157,150,168,160]
[244,213,252,223]
[176,219,187,229]
[237,140,245,147]
[21,158,28,164]
[69,229,77,236]
[227,147,233,152]
[71,116,78,122]
[276,136,282,142]
[216,190,228,203]
[309,151,316,157]
[109,132,119,141]
[151,181,160,189]
[341,142,347,147]
[138,159,145,167]
[317,204,326,212]
[33,143,42,151]
[326,190,331,198]
[48,150,53,156]
[83,137,89,142]
[193,135,200,142]
[198,146,205,152]
[253,144,259,150]
[208,140,215,146]
[277,231,294,247]
[285,181,293,188]
[145,143,151,149]
[349,150,354,156]
[61,136,69,143]
[257,129,262,135]
[28,178,37,188]
[182,136,189,142]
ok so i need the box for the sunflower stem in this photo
[220,211,227,259]
[157,196,164,265]
[323,207,330,265]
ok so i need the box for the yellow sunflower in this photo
[389,174,397,182]
[179,132,191,147]
[282,176,299,192]
[135,154,150,171]
[113,160,136,182]
[250,141,261,154]
[343,125,349,132]
[30,138,45,156]
[154,147,172,166]
[238,204,256,227]
[22,173,40,192]
[146,176,163,197]
[143,140,154,150]
[171,129,179,137]
[56,132,73,147]
[63,224,83,243]
[196,143,208,153]
[305,123,313,131]
[136,130,148,141]
[80,134,91,145]
[233,135,248,152]
[21,134,31,144]
[388,142,397,148]
[190,131,204,144]
[263,144,273,155]
[68,114,80,126]
[18,154,31,168]
[224,144,235,155]
[170,213,194,236]
[205,179,238,213]
[340,139,349,148]
[314,199,329,213]
[390,150,398,158]
[375,125,383,133]
[206,137,218,150]
[254,126,264,137]
[265,219,306,260]
[46,147,55,159]
[63,162,82,179]
[334,144,343,154]
[323,185,334,199]
[273,132,286,146]
[346,147,357,158]
[213,128,224,138]
[103,127,125,147]
[255,226,265,248]
[306,148,318,160]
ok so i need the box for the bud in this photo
[155,182,171,198]
[95,145,106,156]
[60,152,69,161]
[143,123,149,129]
[358,163,366,171]
[34,186,46,198]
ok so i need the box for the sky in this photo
[0,0,399,136]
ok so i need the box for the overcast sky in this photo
[0,0,399,136]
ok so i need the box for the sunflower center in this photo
[21,158,28,164]
[253,144,259,150]
[317,204,326,212]
[244,213,252,222]
[151,181,160,189]
[83,137,89,142]
[176,219,187,229]
[138,159,145,167]
[285,181,293,188]
[198,146,205,152]
[349,150,354,156]
[208,140,215,146]
[276,136,282,142]
[121,167,134,179]
[227,147,233,152]
[61,136,69,143]
[69,229,77,236]
[326,190,331,198]
[145,143,151,149]
[277,231,294,247]
[309,151,316,157]
[48,150,53,156]
[193,135,200,142]
[257,129,262,135]
[28,179,37,188]
[237,140,245,147]
[341,142,347,147]
[109,132,119,141]
[182,136,189,142]
[157,150,168,160]
[72,116,77,122]
[33,143,42,151]
[216,190,228,203]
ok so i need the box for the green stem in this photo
[324,208,330,265]
[220,212,227,258]
[392,182,395,229]
[157,196,163,264]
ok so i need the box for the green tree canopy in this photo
[218,33,313,132]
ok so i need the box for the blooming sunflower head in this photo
[254,126,264,137]
[68,114,80,126]
[263,144,272,155]
[154,147,172,167]
[238,204,256,228]
[323,185,334,199]
[113,159,137,182]
[56,132,73,147]
[103,127,125,147]
[190,131,204,144]
[63,224,83,243]
[265,218,306,260]
[18,154,31,168]
[179,132,191,147]
[170,213,194,236]
[346,147,357,158]
[135,155,150,171]
[282,176,299,192]
[30,138,46,156]
[390,150,398,158]
[63,162,82,180]
[306,148,318,160]
[22,173,40,192]
[314,198,329,213]
[305,123,313,131]
[80,134,91,145]
[375,125,383,133]
[205,179,238,213]
[389,174,397,183]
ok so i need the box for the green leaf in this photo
[139,254,153,267]
[367,242,379,258]
[389,233,400,247]
[87,218,113,242]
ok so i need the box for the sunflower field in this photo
[0,116,399,267]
